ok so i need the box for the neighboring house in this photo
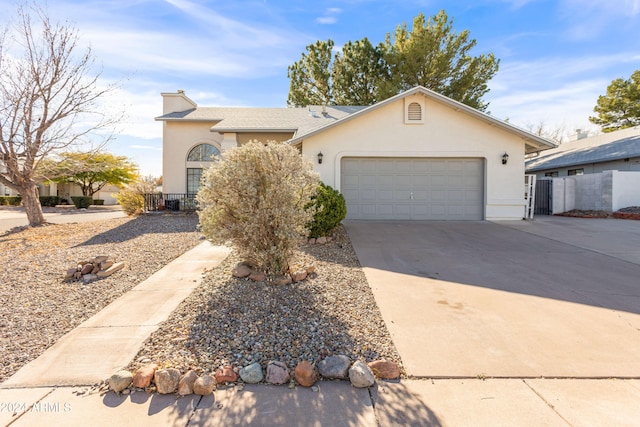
[526,127,640,214]
[38,182,121,205]
[526,126,640,178]
[156,86,555,220]
[0,161,120,204]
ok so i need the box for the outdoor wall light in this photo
[501,152,509,165]
[317,152,324,164]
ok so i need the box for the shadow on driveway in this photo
[345,220,640,315]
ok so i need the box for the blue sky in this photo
[2,0,640,177]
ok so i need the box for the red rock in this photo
[367,360,400,379]
[215,366,238,383]
[316,236,327,244]
[308,238,316,245]
[65,268,77,279]
[80,263,94,275]
[133,363,158,388]
[249,270,266,282]
[232,264,252,278]
[294,361,317,387]
[273,275,292,285]
[291,269,308,283]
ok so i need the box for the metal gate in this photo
[534,179,553,215]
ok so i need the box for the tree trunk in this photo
[21,184,46,226]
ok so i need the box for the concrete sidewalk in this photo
[0,205,127,233]
[3,379,640,426]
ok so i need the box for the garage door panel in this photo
[342,157,483,220]
[378,175,394,186]
[379,190,394,200]
[361,190,376,200]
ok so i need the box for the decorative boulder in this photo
[109,370,133,393]
[239,362,264,384]
[133,363,158,388]
[154,368,181,394]
[232,264,252,278]
[294,361,318,387]
[367,360,400,379]
[193,374,216,396]
[178,370,199,396]
[318,355,351,379]
[291,269,308,283]
[265,361,290,385]
[349,360,375,388]
[215,366,238,384]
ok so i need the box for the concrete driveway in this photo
[345,218,640,378]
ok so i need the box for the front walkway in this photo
[1,241,230,388]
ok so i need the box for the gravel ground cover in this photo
[0,214,203,383]
[129,226,403,378]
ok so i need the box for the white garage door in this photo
[341,158,484,220]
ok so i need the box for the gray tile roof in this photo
[156,87,556,153]
[156,106,366,137]
[526,126,640,172]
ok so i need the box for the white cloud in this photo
[316,7,342,25]
[130,145,162,151]
[560,0,640,40]
[487,52,640,137]
[316,16,338,24]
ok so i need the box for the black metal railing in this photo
[143,193,198,212]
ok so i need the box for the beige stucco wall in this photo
[300,93,527,220]
[162,121,223,194]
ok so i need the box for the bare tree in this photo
[525,120,566,145]
[0,2,118,226]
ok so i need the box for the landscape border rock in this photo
[64,255,124,283]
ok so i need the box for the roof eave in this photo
[155,116,220,122]
[288,86,558,150]
[209,127,298,133]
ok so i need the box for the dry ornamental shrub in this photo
[197,142,320,276]
[114,177,157,216]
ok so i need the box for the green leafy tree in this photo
[379,11,499,111]
[589,70,640,133]
[287,39,334,107]
[198,142,319,277]
[46,152,138,197]
[332,38,386,105]
[286,10,499,111]
[0,2,119,226]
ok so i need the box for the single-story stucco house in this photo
[526,126,640,179]
[156,86,556,220]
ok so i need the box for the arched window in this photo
[187,144,220,161]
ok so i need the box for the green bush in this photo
[198,141,320,276]
[39,196,61,207]
[92,199,105,205]
[307,183,347,238]
[0,196,22,206]
[70,196,93,209]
